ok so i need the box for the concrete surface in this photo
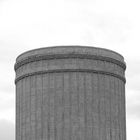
[15,46,126,140]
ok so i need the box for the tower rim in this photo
[16,45,125,62]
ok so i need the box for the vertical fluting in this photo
[30,76,36,140]
[15,46,126,140]
[78,73,85,140]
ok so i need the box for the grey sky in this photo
[0,0,139,139]
[0,120,15,140]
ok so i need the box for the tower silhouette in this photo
[15,46,126,140]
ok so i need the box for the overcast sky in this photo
[0,0,140,139]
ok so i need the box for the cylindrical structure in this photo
[15,46,126,140]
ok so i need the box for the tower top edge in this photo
[16,45,125,63]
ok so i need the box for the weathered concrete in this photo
[15,46,126,140]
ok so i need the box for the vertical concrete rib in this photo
[110,76,115,140]
[78,73,85,140]
[25,77,30,140]
[15,46,126,140]
[30,76,36,140]
[83,73,87,140]
[55,73,63,140]
[16,80,20,140]
[49,73,55,140]
[19,80,22,140]
[36,75,42,140]
[42,74,49,139]
[92,73,99,140]
[71,72,79,140]
[22,78,26,140]
[63,73,71,140]
[104,75,111,140]
[85,73,93,140]
[99,74,106,140]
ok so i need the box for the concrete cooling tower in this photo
[14,46,126,140]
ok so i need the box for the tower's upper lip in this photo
[16,45,125,63]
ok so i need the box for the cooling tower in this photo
[14,46,126,140]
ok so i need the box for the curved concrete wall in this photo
[15,46,126,140]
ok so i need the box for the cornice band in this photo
[14,54,126,71]
[15,69,126,84]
